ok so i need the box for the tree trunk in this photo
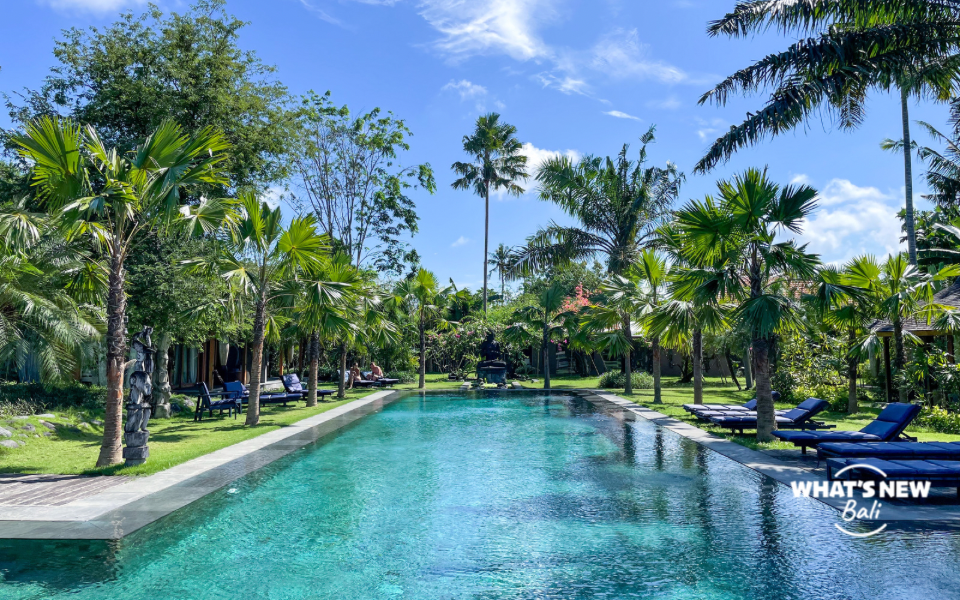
[901,87,918,266]
[724,350,741,391]
[307,330,320,407]
[623,315,633,395]
[542,324,551,390]
[419,311,426,389]
[754,338,777,441]
[692,328,703,405]
[245,297,266,426]
[743,345,753,390]
[483,187,489,314]
[96,252,127,467]
[338,342,347,399]
[152,332,172,418]
[652,336,662,404]
[847,328,859,413]
[894,317,908,402]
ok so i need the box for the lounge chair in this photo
[281,373,335,400]
[817,441,960,462]
[826,457,960,492]
[682,391,780,415]
[341,370,377,388]
[226,381,301,407]
[707,398,833,435]
[193,382,242,422]
[363,371,399,387]
[774,402,921,454]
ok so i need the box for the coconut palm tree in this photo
[451,114,528,314]
[504,283,576,390]
[191,193,329,425]
[392,268,450,389]
[670,168,821,441]
[697,0,960,265]
[14,116,231,466]
[511,127,681,279]
[488,243,515,304]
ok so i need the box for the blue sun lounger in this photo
[281,373,335,400]
[193,382,242,422]
[707,398,832,435]
[225,381,300,407]
[817,441,960,463]
[774,403,921,454]
[682,392,780,415]
[826,457,960,493]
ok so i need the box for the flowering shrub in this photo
[561,283,593,314]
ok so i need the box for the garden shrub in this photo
[598,371,654,390]
[390,370,417,384]
[915,406,960,435]
[0,382,106,416]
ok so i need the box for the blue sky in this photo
[1,0,952,290]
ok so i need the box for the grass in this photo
[4,373,958,476]
[0,387,379,476]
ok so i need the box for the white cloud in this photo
[695,118,726,142]
[796,179,906,264]
[298,0,344,26]
[603,110,641,121]
[521,142,580,172]
[264,186,285,209]
[37,0,144,11]
[451,236,471,247]
[647,96,682,110]
[591,29,687,84]
[419,0,557,62]
[442,79,488,100]
[790,174,813,186]
[534,73,590,96]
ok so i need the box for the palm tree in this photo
[634,250,671,403]
[193,193,328,425]
[451,113,528,314]
[504,283,575,390]
[697,0,960,265]
[670,169,821,441]
[14,117,230,467]
[488,243,514,304]
[392,268,449,389]
[511,127,682,278]
[582,273,650,395]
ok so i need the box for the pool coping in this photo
[0,390,404,540]
[578,390,960,523]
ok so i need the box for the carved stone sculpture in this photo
[123,326,155,466]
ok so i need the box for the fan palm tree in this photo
[581,273,649,395]
[504,283,576,390]
[670,168,821,441]
[14,116,231,467]
[190,193,329,425]
[392,268,450,389]
[634,250,671,403]
[697,0,960,265]
[511,127,681,277]
[488,243,514,304]
[451,114,528,314]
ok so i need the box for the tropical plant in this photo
[511,127,681,278]
[697,0,960,264]
[581,274,647,394]
[451,113,528,313]
[14,116,231,467]
[668,168,821,440]
[391,269,450,389]
[504,283,575,390]
[190,193,328,424]
[488,243,515,304]
[634,250,672,403]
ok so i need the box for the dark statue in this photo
[123,326,155,466]
[477,332,508,387]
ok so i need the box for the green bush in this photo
[390,370,417,384]
[598,371,654,390]
[915,406,960,435]
[0,382,106,416]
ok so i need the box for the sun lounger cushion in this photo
[818,442,960,460]
[828,458,960,479]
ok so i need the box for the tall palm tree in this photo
[191,193,329,425]
[15,117,231,467]
[670,168,821,441]
[504,283,575,390]
[582,273,650,395]
[634,250,671,404]
[488,243,514,304]
[451,113,528,314]
[392,268,449,389]
[697,0,960,265]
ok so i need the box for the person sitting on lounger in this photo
[370,361,383,381]
[349,363,363,389]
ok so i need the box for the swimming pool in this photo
[1,393,958,599]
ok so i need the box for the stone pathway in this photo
[0,474,130,507]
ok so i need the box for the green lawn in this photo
[0,387,379,476]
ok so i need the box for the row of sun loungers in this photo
[193,374,336,421]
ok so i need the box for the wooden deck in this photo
[0,474,130,507]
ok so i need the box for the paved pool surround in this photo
[1,389,958,540]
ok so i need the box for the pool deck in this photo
[2,388,958,541]
[578,391,960,523]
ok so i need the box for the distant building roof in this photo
[871,279,960,336]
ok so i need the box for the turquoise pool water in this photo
[2,394,959,599]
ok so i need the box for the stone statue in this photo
[123,326,155,466]
[477,332,508,387]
